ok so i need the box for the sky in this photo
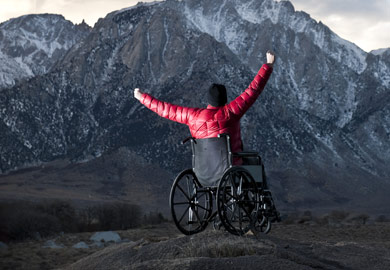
[0,0,389,52]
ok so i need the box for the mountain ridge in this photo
[0,0,389,211]
[0,13,90,88]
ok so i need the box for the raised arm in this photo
[134,88,194,125]
[226,51,275,117]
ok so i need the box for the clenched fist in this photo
[266,50,275,65]
[134,88,143,101]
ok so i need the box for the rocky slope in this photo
[0,0,389,212]
[61,224,390,270]
[0,14,90,88]
[2,222,389,270]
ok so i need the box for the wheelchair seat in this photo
[186,134,266,187]
[190,136,232,187]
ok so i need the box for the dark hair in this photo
[207,83,227,107]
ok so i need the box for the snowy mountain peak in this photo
[0,14,90,89]
[182,0,367,73]
[114,0,163,15]
[370,48,389,56]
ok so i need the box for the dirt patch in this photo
[1,222,390,270]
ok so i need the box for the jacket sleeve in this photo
[226,63,273,117]
[140,93,194,125]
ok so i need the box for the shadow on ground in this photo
[60,223,390,270]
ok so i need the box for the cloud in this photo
[32,0,151,25]
[35,0,48,10]
[287,0,390,51]
[290,0,390,19]
[0,0,34,22]
[0,0,156,25]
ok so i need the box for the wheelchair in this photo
[169,134,280,236]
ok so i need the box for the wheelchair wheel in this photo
[252,214,271,234]
[217,167,258,235]
[170,169,212,235]
[252,189,280,234]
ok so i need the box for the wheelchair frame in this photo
[169,134,280,236]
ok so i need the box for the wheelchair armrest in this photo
[233,151,259,157]
[182,136,195,145]
[218,133,230,139]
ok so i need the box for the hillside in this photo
[1,221,390,270]
[0,0,389,212]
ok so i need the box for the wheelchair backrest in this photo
[190,136,232,187]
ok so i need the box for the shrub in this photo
[375,215,389,223]
[7,211,61,240]
[280,212,300,225]
[143,212,166,225]
[328,210,349,223]
[77,206,99,232]
[0,201,61,240]
[346,213,369,225]
[94,202,142,230]
[37,200,77,232]
[0,200,163,241]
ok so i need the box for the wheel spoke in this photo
[224,200,235,208]
[238,204,242,231]
[186,175,197,198]
[173,202,191,205]
[196,204,210,211]
[176,184,190,200]
[192,207,203,226]
[240,203,253,218]
[178,205,190,224]
[224,191,238,201]
[196,192,207,200]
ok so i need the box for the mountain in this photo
[0,14,90,88]
[0,147,172,215]
[0,0,389,212]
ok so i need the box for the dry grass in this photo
[0,223,179,270]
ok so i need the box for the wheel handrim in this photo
[170,169,212,235]
[217,168,258,235]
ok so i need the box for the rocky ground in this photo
[1,221,390,270]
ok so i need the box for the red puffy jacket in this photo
[140,63,273,154]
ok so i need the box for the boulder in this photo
[43,240,64,249]
[73,242,89,249]
[90,231,121,243]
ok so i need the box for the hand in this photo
[134,88,143,100]
[266,50,275,65]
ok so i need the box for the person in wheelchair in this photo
[134,51,275,165]
[134,51,277,235]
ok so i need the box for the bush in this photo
[281,212,300,225]
[143,212,166,225]
[346,213,369,225]
[7,211,61,240]
[94,203,142,230]
[37,200,77,232]
[375,215,389,223]
[328,210,349,223]
[77,206,99,232]
[0,200,163,241]
[0,201,61,241]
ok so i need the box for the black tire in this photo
[252,190,276,234]
[217,167,259,236]
[170,169,212,235]
[252,214,272,234]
